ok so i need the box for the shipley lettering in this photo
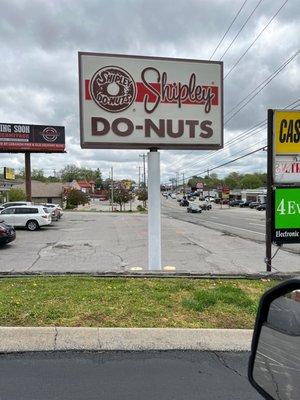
[141,67,215,114]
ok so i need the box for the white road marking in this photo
[198,220,265,235]
[249,223,265,227]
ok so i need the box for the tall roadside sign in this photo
[266,109,300,271]
[79,52,223,270]
[0,123,65,201]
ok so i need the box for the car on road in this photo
[229,200,244,207]
[249,201,260,209]
[239,200,252,208]
[187,204,202,213]
[199,200,212,210]
[256,203,266,211]
[0,220,16,246]
[204,196,215,202]
[0,205,52,231]
[180,199,189,207]
[169,193,176,199]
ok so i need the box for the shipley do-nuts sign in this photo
[78,52,223,150]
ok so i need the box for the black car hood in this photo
[0,221,14,229]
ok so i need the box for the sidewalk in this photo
[0,327,253,352]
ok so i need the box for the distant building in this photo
[241,188,267,202]
[69,180,95,194]
[14,180,65,206]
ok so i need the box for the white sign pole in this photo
[147,149,162,270]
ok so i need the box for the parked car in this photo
[0,220,16,246]
[0,205,52,231]
[249,201,260,209]
[40,204,60,221]
[229,200,244,207]
[0,201,32,210]
[256,203,266,211]
[187,204,202,213]
[239,200,252,208]
[43,203,63,220]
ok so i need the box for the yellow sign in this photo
[4,167,15,180]
[274,110,300,154]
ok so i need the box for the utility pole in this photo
[138,166,141,189]
[110,167,114,212]
[207,168,210,199]
[139,154,146,188]
[176,172,179,191]
[182,173,185,193]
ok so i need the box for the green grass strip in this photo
[0,277,276,329]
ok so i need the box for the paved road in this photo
[1,211,299,275]
[162,198,300,254]
[0,351,261,400]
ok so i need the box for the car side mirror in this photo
[248,278,300,400]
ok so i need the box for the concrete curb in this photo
[0,328,253,353]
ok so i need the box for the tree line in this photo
[187,171,267,190]
[13,165,103,188]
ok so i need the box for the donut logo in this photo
[41,127,60,142]
[90,66,136,113]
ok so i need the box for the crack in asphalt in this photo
[54,327,58,351]
[181,234,213,255]
[106,250,127,267]
[26,242,58,271]
[212,352,242,377]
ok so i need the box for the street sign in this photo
[79,52,223,150]
[0,123,65,153]
[274,110,300,155]
[272,187,300,244]
[3,167,15,180]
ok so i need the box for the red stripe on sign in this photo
[85,80,219,105]
[135,82,160,102]
[85,80,91,100]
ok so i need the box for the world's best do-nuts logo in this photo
[90,66,136,113]
[41,127,60,142]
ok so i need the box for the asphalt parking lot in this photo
[1,209,299,275]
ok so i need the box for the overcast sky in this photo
[0,0,299,183]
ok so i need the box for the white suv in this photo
[0,205,52,231]
[0,201,32,211]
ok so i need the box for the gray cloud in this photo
[0,0,299,182]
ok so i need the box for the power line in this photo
[185,145,267,181]
[209,0,248,60]
[225,49,300,123]
[219,0,264,60]
[224,0,289,79]
[166,121,266,173]
[166,98,299,175]
[188,137,267,176]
